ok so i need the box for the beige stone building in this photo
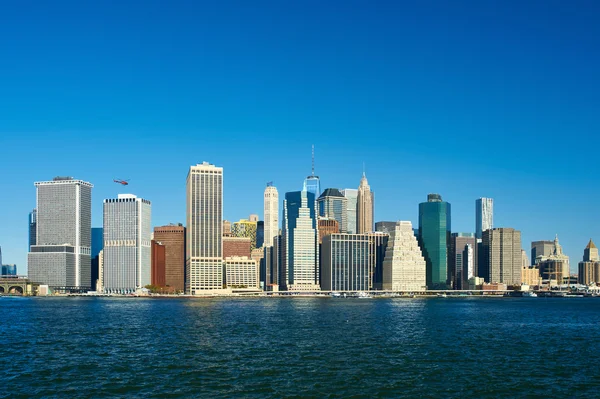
[224,256,259,289]
[382,221,426,291]
[357,173,374,234]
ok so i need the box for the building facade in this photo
[481,228,522,286]
[224,256,259,289]
[318,188,348,233]
[153,224,186,292]
[103,194,152,293]
[341,189,358,234]
[579,239,600,285]
[475,198,493,239]
[418,194,451,289]
[264,183,279,250]
[28,209,37,249]
[382,221,427,291]
[356,173,374,233]
[282,189,319,290]
[531,240,554,265]
[375,221,397,235]
[151,240,166,287]
[318,218,340,244]
[537,235,570,283]
[91,227,104,291]
[187,162,223,293]
[449,233,476,290]
[223,236,252,258]
[1,264,17,276]
[232,219,258,250]
[321,234,370,291]
[28,177,93,290]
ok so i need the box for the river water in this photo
[1,296,598,398]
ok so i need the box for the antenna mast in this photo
[311,144,315,176]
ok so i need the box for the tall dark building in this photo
[256,221,264,248]
[90,227,104,291]
[28,209,37,250]
[531,240,554,265]
[154,224,186,292]
[419,194,451,290]
[375,221,397,235]
[151,240,166,287]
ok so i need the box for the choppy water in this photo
[2,296,599,398]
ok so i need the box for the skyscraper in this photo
[317,188,348,233]
[304,145,320,199]
[187,162,223,293]
[375,221,397,235]
[537,235,570,283]
[154,224,186,292]
[321,234,370,291]
[357,173,374,233]
[282,188,319,291]
[103,194,152,294]
[579,239,600,285]
[28,209,36,249]
[481,228,522,285]
[475,198,493,239]
[419,194,451,289]
[91,227,104,291]
[382,221,427,291]
[151,240,166,287]
[28,177,93,290]
[449,233,476,289]
[264,183,279,249]
[340,189,358,234]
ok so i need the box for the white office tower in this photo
[187,162,224,294]
[341,189,358,234]
[382,221,427,291]
[28,177,93,290]
[264,183,279,247]
[475,198,494,239]
[103,194,151,294]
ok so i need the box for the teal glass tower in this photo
[419,194,451,290]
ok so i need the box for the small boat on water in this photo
[522,291,537,297]
[356,292,372,299]
[436,293,447,298]
[330,292,341,298]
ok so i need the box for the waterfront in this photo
[2,297,599,398]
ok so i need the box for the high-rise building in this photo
[249,214,259,223]
[521,249,529,268]
[537,235,570,283]
[481,228,522,285]
[475,198,493,239]
[154,224,186,292]
[282,188,319,291]
[341,189,358,234]
[151,240,166,287]
[28,177,93,290]
[357,173,374,233]
[304,145,321,200]
[318,188,348,233]
[531,240,554,265]
[28,209,37,249]
[318,218,339,244]
[419,194,451,289]
[264,183,279,249]
[449,233,476,290]
[368,232,389,290]
[187,162,223,293]
[91,227,104,291]
[232,219,258,250]
[263,232,281,290]
[321,234,370,291]
[382,221,427,291]
[103,194,152,294]
[579,239,600,285]
[375,221,397,235]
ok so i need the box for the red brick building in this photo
[154,224,185,292]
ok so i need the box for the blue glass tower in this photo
[419,194,451,290]
[303,145,321,198]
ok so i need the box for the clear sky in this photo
[1,1,599,273]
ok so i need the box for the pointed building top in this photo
[586,239,597,249]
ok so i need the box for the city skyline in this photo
[1,1,599,272]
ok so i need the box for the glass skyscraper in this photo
[317,188,348,233]
[419,194,451,290]
[341,189,358,234]
[475,198,493,239]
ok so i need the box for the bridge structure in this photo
[0,276,37,296]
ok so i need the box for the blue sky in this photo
[1,0,599,273]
